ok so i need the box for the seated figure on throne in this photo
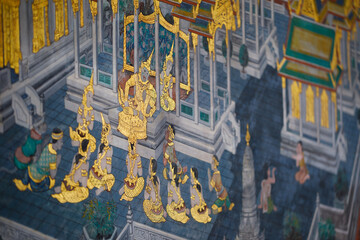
[166,163,190,224]
[160,42,175,112]
[190,167,212,224]
[143,157,167,223]
[13,128,63,192]
[51,139,91,203]
[119,138,144,201]
[117,50,157,140]
[163,125,188,184]
[87,113,115,195]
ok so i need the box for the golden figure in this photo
[51,139,91,203]
[163,125,188,184]
[208,155,234,214]
[160,42,175,112]
[190,168,211,224]
[117,50,157,140]
[119,138,144,201]
[292,141,310,184]
[166,163,190,224]
[87,113,115,195]
[78,73,95,130]
[143,158,167,223]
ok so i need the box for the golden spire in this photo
[85,72,94,94]
[245,124,250,146]
[141,49,154,71]
[165,42,174,64]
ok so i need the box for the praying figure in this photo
[166,163,190,224]
[208,155,234,214]
[119,138,144,201]
[143,157,167,223]
[117,50,157,140]
[163,124,188,184]
[160,42,175,111]
[51,139,91,203]
[87,113,115,195]
[258,163,277,213]
[190,167,212,224]
[13,128,63,192]
[293,141,310,184]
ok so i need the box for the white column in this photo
[112,12,118,92]
[92,15,98,84]
[97,0,103,50]
[227,32,231,105]
[340,85,343,128]
[210,52,214,130]
[316,89,320,143]
[249,0,253,25]
[155,15,160,110]
[282,78,287,130]
[261,0,264,27]
[331,97,336,147]
[134,8,139,73]
[194,42,199,124]
[242,0,246,44]
[255,0,259,54]
[299,85,303,138]
[175,33,180,117]
[74,11,80,78]
[197,41,201,90]
[271,0,274,24]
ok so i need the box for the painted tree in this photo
[202,36,209,53]
[221,39,233,59]
[239,44,249,73]
[319,219,335,240]
[283,211,302,240]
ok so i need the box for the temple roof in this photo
[278,15,342,90]
[288,0,328,23]
[327,0,356,31]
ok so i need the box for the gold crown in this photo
[52,130,63,140]
[140,49,154,72]
[163,42,174,68]
[168,125,174,140]
[85,72,94,95]
[100,113,111,145]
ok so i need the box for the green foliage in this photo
[318,219,335,240]
[83,199,117,240]
[334,167,348,201]
[221,39,233,59]
[283,211,302,240]
[202,36,209,53]
[239,44,249,73]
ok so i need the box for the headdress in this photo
[212,155,219,168]
[149,157,156,178]
[100,113,111,146]
[245,124,250,146]
[163,42,174,69]
[168,125,174,141]
[141,49,154,72]
[190,168,200,187]
[84,72,94,95]
[52,128,63,140]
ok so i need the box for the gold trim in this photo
[50,163,57,170]
[48,144,57,155]
[28,167,46,183]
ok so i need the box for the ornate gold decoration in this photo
[80,0,84,27]
[282,77,286,89]
[154,0,160,15]
[89,0,97,21]
[190,168,211,224]
[320,90,329,128]
[54,0,69,41]
[305,85,315,123]
[52,130,64,140]
[111,0,118,13]
[0,0,22,73]
[161,42,176,111]
[192,33,198,53]
[32,0,50,53]
[71,0,79,14]
[331,91,337,131]
[291,81,301,119]
[65,0,69,35]
[134,0,139,10]
[246,124,250,146]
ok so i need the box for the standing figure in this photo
[77,73,95,130]
[166,163,190,224]
[87,113,115,195]
[14,122,47,170]
[160,42,175,111]
[143,157,167,223]
[119,138,144,201]
[293,141,310,184]
[13,128,63,192]
[208,155,234,214]
[117,50,157,140]
[190,167,211,224]
[258,163,277,213]
[52,139,91,203]
[163,125,188,184]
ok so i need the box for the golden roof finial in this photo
[85,72,94,94]
[166,42,174,64]
[246,124,250,146]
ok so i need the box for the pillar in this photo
[255,0,259,54]
[227,31,231,105]
[242,0,245,44]
[74,11,80,78]
[175,32,180,116]
[19,0,30,80]
[282,78,287,130]
[210,51,214,130]
[97,0,103,50]
[249,0,253,25]
[299,85,303,138]
[271,0,274,24]
[194,36,199,124]
[316,88,320,143]
[155,14,160,110]
[112,12,118,92]
[261,0,264,27]
[134,8,139,73]
[92,13,98,84]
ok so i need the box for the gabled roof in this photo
[327,0,356,31]
[288,0,328,23]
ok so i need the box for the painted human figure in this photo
[87,113,115,196]
[143,157,167,223]
[13,128,63,192]
[117,50,157,140]
[258,163,277,213]
[163,124,188,184]
[119,138,144,201]
[77,73,94,130]
[190,167,212,224]
[166,163,190,224]
[160,42,175,111]
[207,155,234,214]
[51,139,91,203]
[14,122,47,170]
[292,141,310,184]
